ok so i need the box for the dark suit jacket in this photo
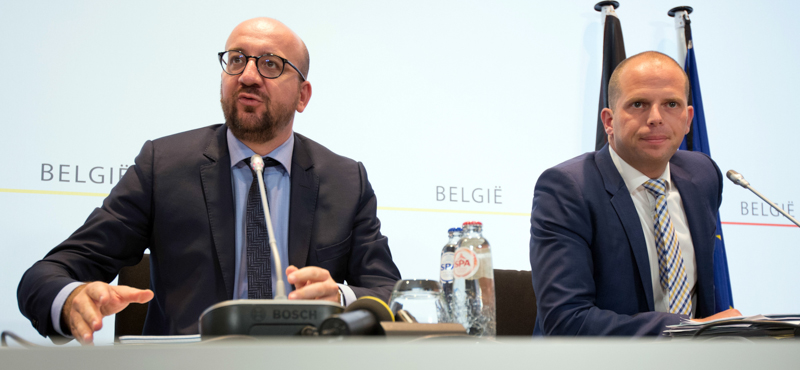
[529,145,722,336]
[18,124,401,337]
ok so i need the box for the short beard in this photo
[222,88,296,144]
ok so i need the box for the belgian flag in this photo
[595,1,626,150]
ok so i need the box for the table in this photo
[2,337,799,370]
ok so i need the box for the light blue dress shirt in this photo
[227,128,293,298]
[226,129,354,303]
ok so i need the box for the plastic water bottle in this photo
[452,221,496,336]
[439,227,461,322]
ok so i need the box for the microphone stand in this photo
[727,170,800,228]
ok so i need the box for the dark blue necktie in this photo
[244,156,280,299]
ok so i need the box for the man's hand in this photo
[285,266,340,303]
[692,308,743,323]
[62,282,154,345]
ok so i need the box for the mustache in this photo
[235,87,267,101]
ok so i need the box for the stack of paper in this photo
[118,334,202,345]
[663,314,800,339]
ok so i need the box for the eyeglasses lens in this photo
[221,51,284,78]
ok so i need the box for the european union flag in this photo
[677,13,735,312]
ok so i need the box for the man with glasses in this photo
[18,17,401,344]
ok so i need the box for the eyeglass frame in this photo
[217,50,307,82]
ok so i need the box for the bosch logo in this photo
[273,309,318,321]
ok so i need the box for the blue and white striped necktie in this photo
[642,178,692,315]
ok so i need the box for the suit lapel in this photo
[288,133,319,269]
[596,145,656,311]
[199,125,236,299]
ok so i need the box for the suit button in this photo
[33,319,39,326]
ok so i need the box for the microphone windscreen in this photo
[319,310,376,336]
[345,296,394,322]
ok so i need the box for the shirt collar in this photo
[608,145,671,193]
[226,127,294,176]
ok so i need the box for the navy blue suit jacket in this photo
[529,145,722,336]
[18,124,401,338]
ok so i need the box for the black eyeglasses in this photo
[218,50,306,81]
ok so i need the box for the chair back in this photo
[494,269,537,336]
[114,254,151,339]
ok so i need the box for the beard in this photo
[222,88,296,143]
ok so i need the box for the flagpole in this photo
[668,6,693,69]
[593,1,625,150]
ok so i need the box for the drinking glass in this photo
[388,279,450,324]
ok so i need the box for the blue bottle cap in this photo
[448,227,462,233]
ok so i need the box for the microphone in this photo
[726,169,800,228]
[197,155,347,338]
[319,296,394,336]
[249,155,286,299]
[726,170,750,188]
[318,297,468,337]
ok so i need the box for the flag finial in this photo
[594,1,620,12]
[668,6,693,17]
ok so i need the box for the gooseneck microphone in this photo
[198,155,345,338]
[726,169,800,228]
[317,297,468,337]
[319,296,395,336]
[250,154,287,299]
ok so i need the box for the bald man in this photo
[529,51,739,336]
[18,18,401,344]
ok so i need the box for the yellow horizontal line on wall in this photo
[377,206,530,217]
[0,188,109,197]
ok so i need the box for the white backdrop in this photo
[2,0,799,345]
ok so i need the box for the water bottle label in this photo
[453,247,479,279]
[440,252,454,282]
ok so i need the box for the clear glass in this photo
[388,279,449,324]
[452,222,496,336]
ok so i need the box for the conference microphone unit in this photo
[726,169,800,228]
[318,297,467,337]
[198,155,344,339]
[319,296,395,335]
[199,300,343,337]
